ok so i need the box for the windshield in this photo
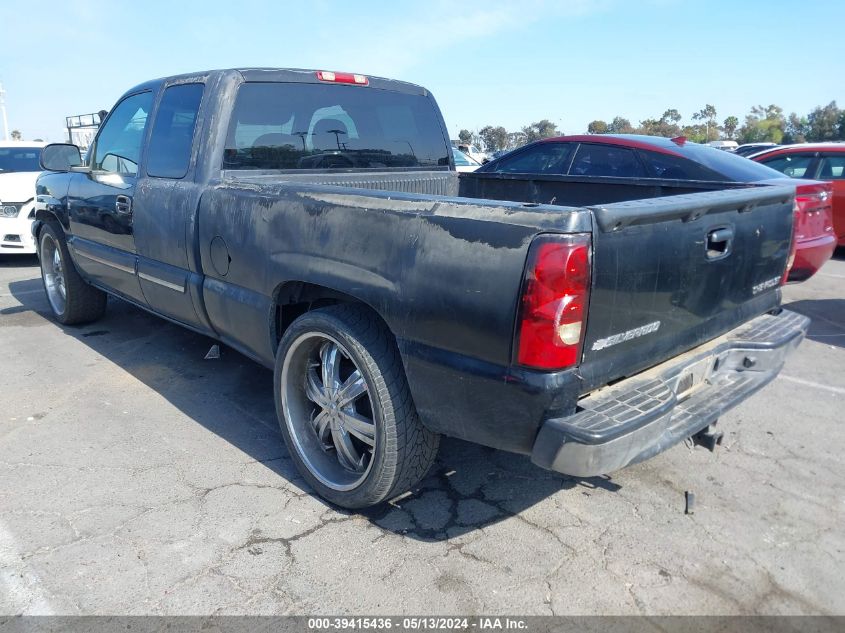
[672,142,785,182]
[0,147,42,173]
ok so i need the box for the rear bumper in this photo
[789,234,836,281]
[531,309,809,477]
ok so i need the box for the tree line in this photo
[459,101,845,153]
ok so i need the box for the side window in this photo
[93,92,154,175]
[758,153,815,178]
[641,150,724,181]
[817,154,845,180]
[491,143,573,175]
[569,144,645,178]
[147,84,204,179]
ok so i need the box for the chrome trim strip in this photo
[139,271,185,293]
[75,250,135,274]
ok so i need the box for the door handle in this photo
[115,195,132,215]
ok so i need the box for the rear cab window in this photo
[223,82,450,171]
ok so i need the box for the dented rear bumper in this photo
[531,309,809,477]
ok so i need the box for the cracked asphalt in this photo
[1,252,843,616]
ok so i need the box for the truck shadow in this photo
[6,277,621,541]
[782,298,845,350]
[0,254,39,269]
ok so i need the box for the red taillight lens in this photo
[515,234,591,370]
[315,70,369,85]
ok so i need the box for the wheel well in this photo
[271,282,390,349]
[34,211,63,234]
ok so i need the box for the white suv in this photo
[0,141,45,254]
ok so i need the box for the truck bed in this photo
[203,169,795,447]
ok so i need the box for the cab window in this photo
[147,84,204,179]
[93,92,154,175]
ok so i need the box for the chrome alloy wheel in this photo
[281,333,377,491]
[41,234,67,316]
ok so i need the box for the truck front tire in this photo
[274,305,439,508]
[38,224,107,325]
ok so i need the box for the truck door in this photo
[67,91,154,302]
[132,82,209,330]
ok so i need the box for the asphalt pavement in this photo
[1,251,843,615]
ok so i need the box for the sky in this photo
[2,0,843,143]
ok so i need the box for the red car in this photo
[478,134,835,281]
[751,143,845,249]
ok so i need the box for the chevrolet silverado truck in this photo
[33,68,808,508]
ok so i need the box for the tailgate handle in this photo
[706,227,733,259]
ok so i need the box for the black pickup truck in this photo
[33,68,808,508]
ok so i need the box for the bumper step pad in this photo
[532,309,809,477]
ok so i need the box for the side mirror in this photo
[40,143,83,171]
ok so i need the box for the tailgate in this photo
[578,186,795,392]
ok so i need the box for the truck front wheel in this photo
[39,224,107,325]
[274,305,439,508]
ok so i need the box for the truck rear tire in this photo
[274,305,439,508]
[39,223,107,325]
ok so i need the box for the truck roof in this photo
[118,68,429,102]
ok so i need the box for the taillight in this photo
[794,182,833,229]
[515,234,591,370]
[315,71,369,86]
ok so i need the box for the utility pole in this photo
[0,82,9,141]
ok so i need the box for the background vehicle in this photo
[0,141,46,254]
[456,143,488,164]
[452,147,480,172]
[708,140,738,151]
[33,69,806,509]
[751,143,845,247]
[472,134,834,281]
[734,142,778,157]
[489,148,515,160]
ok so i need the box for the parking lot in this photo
[0,252,843,616]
